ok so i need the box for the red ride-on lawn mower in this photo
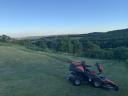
[67,61,119,91]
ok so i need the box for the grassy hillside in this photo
[0,45,128,96]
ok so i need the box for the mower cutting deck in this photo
[67,61,119,91]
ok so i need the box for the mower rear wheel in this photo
[73,79,81,86]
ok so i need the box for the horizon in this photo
[1,28,127,38]
[0,0,128,37]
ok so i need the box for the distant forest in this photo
[1,28,128,60]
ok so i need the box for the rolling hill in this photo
[16,28,128,60]
[20,28,128,41]
[0,44,128,96]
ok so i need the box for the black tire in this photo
[73,79,81,86]
[114,86,119,91]
[93,80,102,87]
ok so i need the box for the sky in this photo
[0,0,128,37]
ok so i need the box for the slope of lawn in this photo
[0,44,128,96]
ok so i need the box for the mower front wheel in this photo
[93,80,102,87]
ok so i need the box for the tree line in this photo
[1,28,128,60]
[19,34,128,60]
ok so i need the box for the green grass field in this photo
[0,44,128,96]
